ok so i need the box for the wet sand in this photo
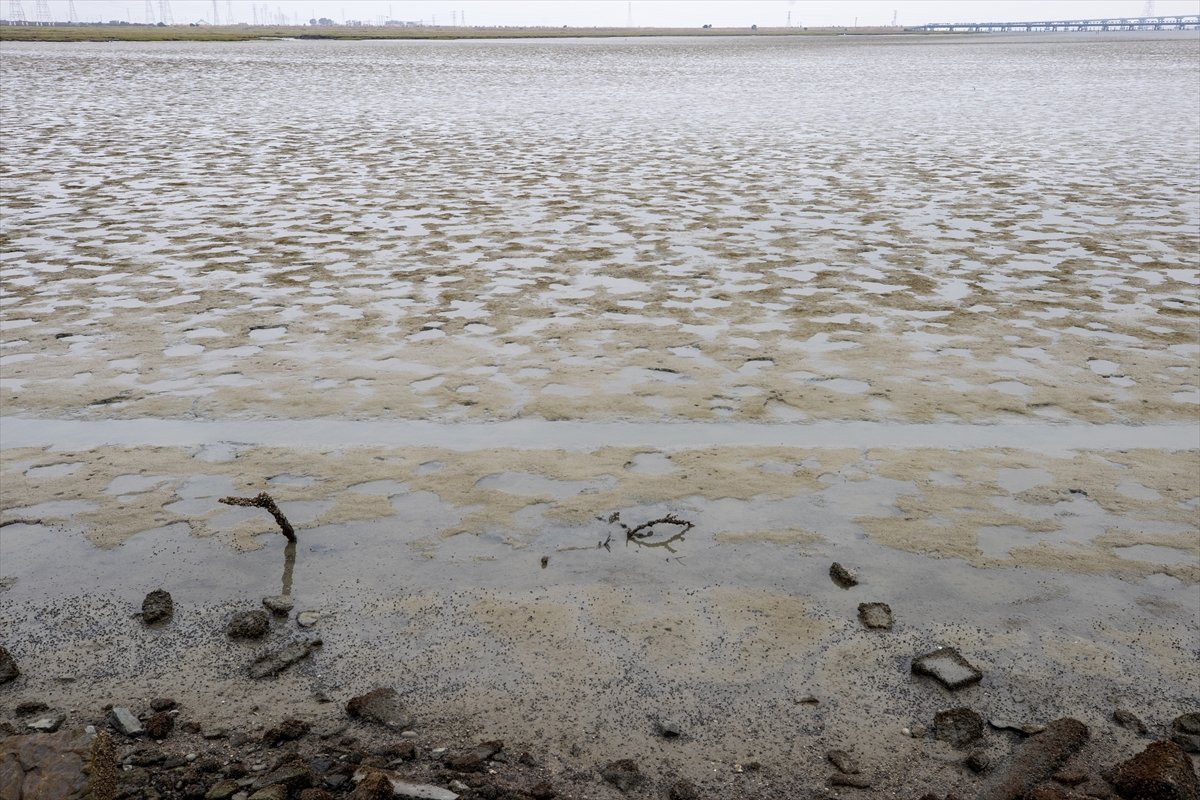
[1,32,1198,796]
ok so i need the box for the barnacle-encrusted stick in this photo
[219,492,296,542]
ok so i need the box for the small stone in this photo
[150,697,177,712]
[262,595,295,616]
[142,589,174,624]
[668,779,699,800]
[346,687,413,730]
[827,749,860,774]
[600,759,644,792]
[829,562,858,588]
[145,711,174,739]
[349,771,393,800]
[989,718,1045,736]
[966,750,991,773]
[830,773,873,788]
[15,700,49,717]
[656,719,682,738]
[262,718,310,746]
[934,707,985,748]
[445,740,503,772]
[796,694,819,704]
[207,779,241,800]
[448,781,468,792]
[203,728,229,740]
[297,611,322,628]
[401,730,418,738]
[1112,739,1200,799]
[857,602,893,630]
[540,555,550,569]
[0,645,18,684]
[1113,709,1148,735]
[317,722,349,740]
[912,647,983,690]
[910,724,928,738]
[247,786,287,800]
[228,610,271,639]
[377,740,417,762]
[1170,712,1200,753]
[253,764,314,791]
[109,706,144,736]
[248,639,321,679]
[1053,768,1089,786]
[27,713,67,733]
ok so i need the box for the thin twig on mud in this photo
[219,492,296,542]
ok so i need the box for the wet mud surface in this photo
[1,32,1198,796]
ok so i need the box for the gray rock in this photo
[248,639,321,679]
[0,645,17,684]
[247,785,287,800]
[297,611,322,628]
[826,749,860,774]
[966,750,991,773]
[829,562,858,589]
[911,647,983,690]
[935,707,984,748]
[656,719,681,738]
[857,602,893,630]
[206,779,241,800]
[1171,712,1200,753]
[251,763,313,790]
[1113,708,1149,735]
[346,687,413,730]
[599,759,644,792]
[27,713,66,733]
[142,589,174,624]
[669,780,700,800]
[228,610,271,639]
[110,706,144,736]
[15,701,49,717]
[262,595,295,616]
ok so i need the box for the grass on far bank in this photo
[0,23,916,43]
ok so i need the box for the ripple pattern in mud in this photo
[1,35,1198,422]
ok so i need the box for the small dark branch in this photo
[624,514,694,540]
[219,492,296,542]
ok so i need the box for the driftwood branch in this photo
[597,511,694,554]
[219,492,296,542]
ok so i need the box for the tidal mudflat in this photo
[1,33,1198,797]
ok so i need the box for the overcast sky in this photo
[36,0,1200,28]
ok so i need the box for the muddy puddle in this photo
[1,32,1198,794]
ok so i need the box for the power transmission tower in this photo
[626,1,632,27]
[1142,0,1156,16]
[8,0,26,23]
[68,0,76,20]
[144,0,153,23]
[210,0,218,23]
[891,9,898,26]
[33,0,48,24]
[226,0,232,24]
[158,0,172,24]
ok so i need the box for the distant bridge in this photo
[912,15,1199,32]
